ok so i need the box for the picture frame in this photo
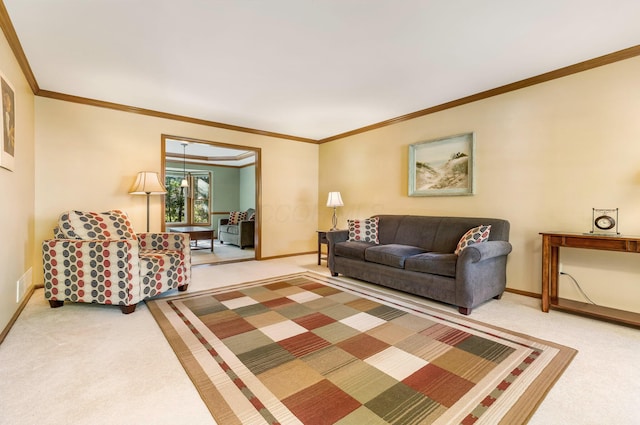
[409,132,475,196]
[1,72,16,171]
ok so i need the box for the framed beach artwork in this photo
[409,132,475,196]
[1,72,16,171]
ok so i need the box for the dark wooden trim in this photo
[161,134,263,260]
[318,45,640,143]
[0,285,35,345]
[259,251,317,261]
[36,90,317,143]
[2,4,639,146]
[505,287,541,299]
[0,2,39,92]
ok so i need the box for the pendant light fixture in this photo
[180,142,189,188]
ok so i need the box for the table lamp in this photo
[326,191,344,231]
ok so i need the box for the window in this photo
[191,173,210,224]
[165,171,211,225]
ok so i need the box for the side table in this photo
[317,230,329,266]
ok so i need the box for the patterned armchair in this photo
[42,210,191,314]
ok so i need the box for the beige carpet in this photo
[147,272,576,424]
[2,254,640,425]
[190,240,255,265]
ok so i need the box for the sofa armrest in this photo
[455,240,512,308]
[42,239,140,304]
[326,230,349,273]
[137,232,191,284]
[457,240,512,263]
[138,232,189,251]
[238,221,255,248]
[326,230,349,245]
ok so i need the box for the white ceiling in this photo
[165,138,255,168]
[4,1,640,140]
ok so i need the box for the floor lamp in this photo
[129,171,167,232]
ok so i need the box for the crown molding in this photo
[2,4,638,145]
[0,1,39,92]
[35,90,317,144]
[318,45,640,143]
[165,152,254,163]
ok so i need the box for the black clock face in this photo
[595,215,615,230]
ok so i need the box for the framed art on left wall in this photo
[0,72,15,171]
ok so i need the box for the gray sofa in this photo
[218,208,255,249]
[327,215,512,315]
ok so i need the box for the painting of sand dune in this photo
[409,133,474,196]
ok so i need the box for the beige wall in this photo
[34,98,319,285]
[0,32,36,332]
[3,27,639,333]
[320,56,640,313]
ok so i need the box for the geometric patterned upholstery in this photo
[66,209,138,240]
[43,210,191,314]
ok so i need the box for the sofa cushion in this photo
[334,241,374,261]
[58,212,81,239]
[405,252,458,277]
[348,217,380,244]
[228,211,247,225]
[219,224,239,235]
[455,225,491,255]
[365,244,427,269]
[64,210,137,241]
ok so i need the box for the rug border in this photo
[146,272,577,425]
[147,295,242,423]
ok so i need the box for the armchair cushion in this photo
[61,210,137,240]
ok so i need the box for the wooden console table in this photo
[540,232,640,327]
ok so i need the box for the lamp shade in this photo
[129,171,167,195]
[326,191,344,207]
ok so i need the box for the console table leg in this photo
[550,246,559,303]
[541,235,549,312]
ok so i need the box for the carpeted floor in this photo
[190,240,255,265]
[3,255,640,424]
[147,272,576,424]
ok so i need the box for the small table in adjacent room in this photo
[170,226,215,252]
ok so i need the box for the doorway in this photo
[161,134,261,264]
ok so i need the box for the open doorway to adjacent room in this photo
[161,135,261,265]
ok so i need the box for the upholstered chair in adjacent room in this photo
[218,208,255,249]
[42,210,191,314]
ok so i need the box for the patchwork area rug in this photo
[147,273,576,425]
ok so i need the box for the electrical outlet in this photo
[558,262,563,274]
